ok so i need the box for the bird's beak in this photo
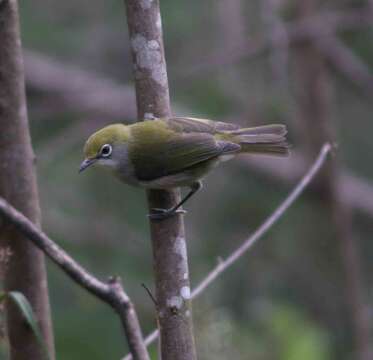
[79,158,96,173]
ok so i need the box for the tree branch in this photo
[123,143,332,360]
[0,197,149,360]
[0,1,54,358]
[191,144,332,298]
[123,0,197,359]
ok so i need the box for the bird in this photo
[80,117,289,220]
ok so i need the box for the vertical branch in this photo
[294,1,371,359]
[123,1,197,360]
[0,0,55,359]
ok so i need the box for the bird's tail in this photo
[220,124,289,156]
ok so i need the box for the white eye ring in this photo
[100,144,112,158]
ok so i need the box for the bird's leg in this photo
[149,181,203,220]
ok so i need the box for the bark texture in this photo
[124,1,197,359]
[294,1,371,358]
[0,0,55,359]
[0,195,149,360]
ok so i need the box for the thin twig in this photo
[0,198,150,360]
[123,143,332,359]
[192,143,332,298]
[141,283,157,307]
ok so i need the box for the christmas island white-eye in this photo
[80,117,289,220]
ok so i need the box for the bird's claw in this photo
[148,208,187,220]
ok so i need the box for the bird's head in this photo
[79,124,130,173]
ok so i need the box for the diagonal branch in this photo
[191,144,332,298]
[123,143,332,359]
[0,197,150,360]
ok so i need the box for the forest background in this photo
[1,0,373,359]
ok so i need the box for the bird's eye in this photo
[100,144,112,157]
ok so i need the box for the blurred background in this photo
[2,0,373,358]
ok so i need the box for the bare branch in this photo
[0,197,149,360]
[0,1,54,358]
[191,144,332,298]
[123,143,332,359]
[123,0,197,359]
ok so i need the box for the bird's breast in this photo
[113,145,140,186]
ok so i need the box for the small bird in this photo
[80,117,289,220]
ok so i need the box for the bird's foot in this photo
[148,208,187,220]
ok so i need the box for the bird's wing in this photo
[129,122,239,181]
[165,117,240,134]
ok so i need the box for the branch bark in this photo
[123,143,332,360]
[0,1,55,359]
[0,196,149,360]
[123,1,197,359]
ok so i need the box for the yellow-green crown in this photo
[84,124,129,158]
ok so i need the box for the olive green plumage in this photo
[81,117,289,219]
[82,117,288,189]
[83,124,130,159]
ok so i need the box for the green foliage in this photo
[269,304,331,360]
[0,292,51,360]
